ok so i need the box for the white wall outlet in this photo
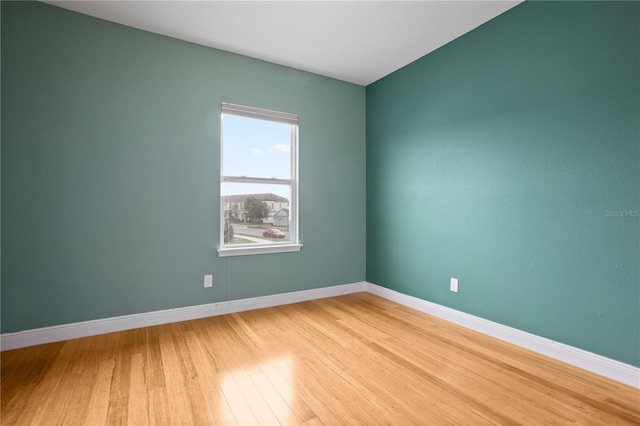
[204,274,213,288]
[450,278,459,293]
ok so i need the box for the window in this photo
[218,102,301,257]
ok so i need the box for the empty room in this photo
[1,1,639,424]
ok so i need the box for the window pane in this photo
[219,103,299,254]
[222,114,291,179]
[222,183,291,245]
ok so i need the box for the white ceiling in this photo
[46,1,521,86]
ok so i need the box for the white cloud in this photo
[270,144,290,154]
[249,147,263,156]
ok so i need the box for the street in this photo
[232,224,290,239]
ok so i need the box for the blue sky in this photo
[221,114,292,199]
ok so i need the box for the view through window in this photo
[219,102,299,256]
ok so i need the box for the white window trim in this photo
[218,243,302,258]
[217,102,302,257]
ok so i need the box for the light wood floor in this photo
[2,293,639,425]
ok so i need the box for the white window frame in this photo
[217,102,301,257]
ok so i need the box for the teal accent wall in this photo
[1,2,366,332]
[367,1,639,367]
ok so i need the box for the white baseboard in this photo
[365,282,640,389]
[2,280,637,389]
[0,282,367,352]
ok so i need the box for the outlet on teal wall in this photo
[367,2,639,367]
[1,2,366,333]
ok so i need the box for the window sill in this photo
[217,244,303,258]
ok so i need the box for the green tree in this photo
[223,212,234,243]
[244,197,269,223]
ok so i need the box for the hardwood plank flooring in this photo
[1,293,639,425]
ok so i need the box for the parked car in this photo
[263,229,286,238]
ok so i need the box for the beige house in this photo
[273,208,289,227]
[224,193,289,225]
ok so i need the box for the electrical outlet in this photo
[450,278,459,293]
[204,274,213,288]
